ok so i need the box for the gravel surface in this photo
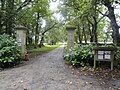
[0,45,120,90]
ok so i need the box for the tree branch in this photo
[42,22,57,34]
[95,10,109,24]
[16,0,31,13]
[97,9,109,17]
[86,17,94,26]
[97,14,106,23]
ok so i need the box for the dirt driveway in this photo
[0,45,120,90]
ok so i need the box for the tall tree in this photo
[0,0,5,34]
[39,16,58,47]
[0,0,31,35]
[95,0,120,45]
[6,0,15,35]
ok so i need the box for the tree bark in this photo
[88,23,94,42]
[0,0,5,34]
[104,0,120,46]
[82,23,87,44]
[39,22,57,47]
[77,24,82,44]
[39,33,44,48]
[6,0,15,35]
[35,12,40,48]
[93,16,98,45]
[87,17,95,43]
[27,29,33,46]
[107,6,119,45]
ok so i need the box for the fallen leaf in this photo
[69,81,72,84]
[89,82,93,84]
[90,74,93,76]
[71,72,74,74]
[13,84,16,86]
[24,89,27,90]
[20,80,23,83]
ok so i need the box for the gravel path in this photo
[0,45,120,90]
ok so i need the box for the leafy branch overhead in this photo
[44,22,58,34]
[16,0,32,13]
[60,0,120,45]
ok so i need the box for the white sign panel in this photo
[18,38,22,43]
[98,55,103,59]
[18,43,21,46]
[105,51,111,55]
[98,51,104,54]
[105,55,110,59]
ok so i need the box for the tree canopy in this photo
[0,0,120,46]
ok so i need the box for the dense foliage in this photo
[0,34,21,68]
[60,0,120,45]
[115,47,120,63]
[64,44,120,68]
[64,44,94,67]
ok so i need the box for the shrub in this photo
[64,44,94,67]
[0,34,21,68]
[114,46,120,67]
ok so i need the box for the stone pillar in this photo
[15,26,27,58]
[66,25,76,49]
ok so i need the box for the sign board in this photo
[97,50,111,60]
[93,47,116,70]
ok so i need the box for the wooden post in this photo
[94,50,97,69]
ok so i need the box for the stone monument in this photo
[66,25,76,49]
[15,25,27,59]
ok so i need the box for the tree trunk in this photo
[82,23,87,44]
[103,0,120,45]
[0,17,2,34]
[93,16,98,45]
[88,23,94,43]
[77,24,82,44]
[38,22,57,47]
[39,33,44,48]
[27,29,33,46]
[105,4,120,45]
[6,0,15,35]
[0,0,5,34]
[35,12,40,48]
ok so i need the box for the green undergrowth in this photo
[64,44,94,67]
[0,34,21,68]
[28,44,61,57]
[64,44,120,70]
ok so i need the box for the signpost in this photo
[93,47,116,70]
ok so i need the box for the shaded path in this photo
[0,46,119,90]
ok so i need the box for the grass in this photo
[27,44,61,57]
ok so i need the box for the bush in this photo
[0,34,21,68]
[114,46,120,67]
[64,44,94,67]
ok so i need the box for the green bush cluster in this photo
[64,44,94,67]
[115,47,120,64]
[0,34,21,68]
